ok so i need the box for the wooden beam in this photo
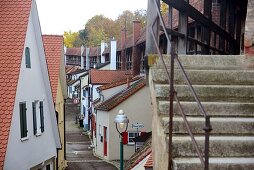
[145,0,160,55]
[162,0,237,47]
[219,0,227,51]
[167,6,173,54]
[201,0,212,54]
[162,27,226,54]
[228,0,236,54]
[178,0,188,54]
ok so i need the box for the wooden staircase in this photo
[149,55,254,170]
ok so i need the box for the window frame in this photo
[128,132,140,145]
[19,102,28,139]
[25,47,31,68]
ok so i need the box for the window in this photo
[128,132,140,145]
[32,102,37,135]
[19,102,28,138]
[32,101,44,135]
[25,47,31,68]
[116,52,121,70]
[46,164,50,170]
[126,49,132,70]
[39,101,44,133]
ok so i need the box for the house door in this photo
[103,126,107,156]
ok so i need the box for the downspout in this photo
[64,99,66,160]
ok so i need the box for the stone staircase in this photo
[149,55,254,170]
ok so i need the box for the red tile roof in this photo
[144,153,153,168]
[125,137,152,170]
[65,47,81,56]
[0,0,32,168]
[90,69,131,85]
[97,75,143,91]
[89,47,100,57]
[43,35,63,102]
[95,78,146,111]
[65,65,80,74]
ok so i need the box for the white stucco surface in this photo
[95,86,152,161]
[4,1,59,169]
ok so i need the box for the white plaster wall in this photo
[92,85,100,101]
[101,81,137,101]
[81,46,84,69]
[96,87,152,161]
[4,1,58,169]
[131,154,150,170]
[100,41,107,63]
[86,48,90,69]
[95,110,109,159]
[99,64,110,70]
[110,40,117,70]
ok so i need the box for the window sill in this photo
[20,137,29,142]
[36,133,42,137]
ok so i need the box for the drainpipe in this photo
[64,99,66,160]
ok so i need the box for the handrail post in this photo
[203,116,212,170]
[168,39,176,170]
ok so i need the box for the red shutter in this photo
[122,132,128,145]
[141,131,146,136]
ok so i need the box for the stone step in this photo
[155,84,254,102]
[153,55,254,69]
[151,69,254,85]
[173,157,254,170]
[162,116,254,135]
[171,136,254,157]
[159,101,254,117]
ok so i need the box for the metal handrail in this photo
[151,0,212,170]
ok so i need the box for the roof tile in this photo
[43,35,63,102]
[90,69,132,85]
[95,78,146,111]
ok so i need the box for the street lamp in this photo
[115,110,129,170]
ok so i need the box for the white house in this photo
[85,69,132,132]
[93,78,152,161]
[0,0,61,169]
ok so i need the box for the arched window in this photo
[25,47,31,68]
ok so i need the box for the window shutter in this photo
[32,102,37,135]
[25,47,31,68]
[141,131,146,136]
[39,101,44,132]
[122,132,128,145]
[19,103,27,138]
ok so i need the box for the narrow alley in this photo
[65,99,118,170]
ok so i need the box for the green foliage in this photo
[64,10,147,47]
[63,31,79,48]
[161,2,169,16]
[84,15,116,46]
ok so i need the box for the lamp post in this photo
[114,110,129,170]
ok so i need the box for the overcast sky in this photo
[36,0,148,35]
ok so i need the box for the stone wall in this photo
[245,0,254,56]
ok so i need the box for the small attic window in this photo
[25,47,31,68]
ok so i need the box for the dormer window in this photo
[25,47,31,68]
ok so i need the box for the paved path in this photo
[65,101,117,170]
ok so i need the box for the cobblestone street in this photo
[65,99,117,170]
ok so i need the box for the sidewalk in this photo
[65,102,117,170]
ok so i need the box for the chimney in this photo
[132,20,141,76]
[121,29,127,70]
[64,46,67,66]
[81,45,85,69]
[133,20,141,44]
[86,47,90,70]
[100,41,106,63]
[127,76,130,87]
[110,40,117,70]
